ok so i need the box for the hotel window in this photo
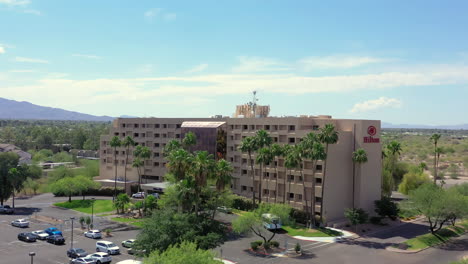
[289,175,295,181]
[122,133,126,137]
[163,124,167,128]
[154,162,160,166]
[175,134,181,138]
[114,132,119,136]
[133,133,139,137]
[316,165,323,171]
[155,133,160,138]
[142,133,145,138]
[176,124,181,128]
[155,124,160,128]
[250,125,255,130]
[297,194,302,200]
[289,193,294,199]
[134,124,139,128]
[316,197,322,202]
[154,143,159,147]
[265,125,270,130]
[142,124,146,128]
[243,125,248,130]
[312,125,319,130]
[288,137,295,143]
[122,124,126,128]
[242,169,248,175]
[154,152,160,157]
[242,185,247,191]
[264,189,269,195]
[289,125,295,131]
[316,178,322,184]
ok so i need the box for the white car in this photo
[131,192,145,199]
[69,257,96,264]
[84,230,102,239]
[116,261,142,264]
[96,241,120,255]
[32,230,49,240]
[11,219,29,228]
[86,252,112,264]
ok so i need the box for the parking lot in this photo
[0,196,141,264]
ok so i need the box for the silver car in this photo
[11,219,29,228]
[86,252,112,264]
[84,230,102,239]
[31,230,49,240]
[70,257,96,264]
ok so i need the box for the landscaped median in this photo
[283,225,343,237]
[53,199,115,214]
[111,217,144,228]
[388,221,468,253]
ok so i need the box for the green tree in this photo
[352,149,368,209]
[1,127,15,143]
[122,136,136,193]
[109,136,121,201]
[75,175,100,200]
[192,151,214,214]
[134,145,151,185]
[239,136,259,206]
[8,167,27,209]
[344,208,368,232]
[182,131,197,150]
[50,176,81,202]
[232,203,292,245]
[132,158,144,192]
[270,144,284,203]
[166,149,193,181]
[144,241,222,264]
[23,178,40,195]
[318,124,338,225]
[430,134,442,184]
[284,145,300,205]
[114,193,131,214]
[254,130,272,203]
[374,196,399,220]
[256,147,273,203]
[381,168,394,197]
[0,152,20,205]
[435,147,445,183]
[214,159,233,192]
[163,140,182,157]
[398,166,431,195]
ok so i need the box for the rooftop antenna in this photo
[252,90,258,117]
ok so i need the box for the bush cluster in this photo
[53,187,124,197]
[232,196,256,211]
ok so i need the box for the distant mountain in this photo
[382,122,468,130]
[0,97,114,122]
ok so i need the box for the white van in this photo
[96,241,120,255]
[116,260,142,264]
[262,213,282,230]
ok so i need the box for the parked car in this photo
[116,260,142,264]
[31,230,49,240]
[0,205,14,214]
[18,232,37,242]
[67,248,88,258]
[121,239,135,248]
[131,192,145,199]
[86,252,112,264]
[69,257,96,264]
[217,206,233,214]
[262,213,282,230]
[46,234,65,245]
[127,248,145,255]
[11,219,29,228]
[44,227,63,236]
[96,241,120,255]
[84,230,102,239]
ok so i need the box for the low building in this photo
[0,144,32,164]
[100,115,381,225]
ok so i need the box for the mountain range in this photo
[0,97,114,122]
[0,97,466,129]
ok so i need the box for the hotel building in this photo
[99,113,381,225]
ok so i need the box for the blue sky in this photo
[1,0,467,125]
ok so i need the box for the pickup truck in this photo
[0,205,14,214]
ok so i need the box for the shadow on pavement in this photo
[12,207,42,216]
[337,238,394,250]
[364,221,430,240]
[435,238,468,251]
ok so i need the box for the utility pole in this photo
[70,217,75,249]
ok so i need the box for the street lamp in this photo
[91,198,95,228]
[29,252,35,264]
[70,217,75,249]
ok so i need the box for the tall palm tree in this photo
[430,134,442,184]
[239,136,258,206]
[214,159,233,192]
[255,130,272,203]
[281,144,292,203]
[192,151,214,215]
[122,136,135,194]
[110,136,122,201]
[182,131,197,151]
[317,124,338,225]
[256,147,274,203]
[134,146,151,184]
[352,148,368,209]
[284,145,300,205]
[270,143,283,203]
[163,139,182,157]
[435,147,444,183]
[166,148,193,181]
[132,158,144,192]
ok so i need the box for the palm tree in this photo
[132,158,144,192]
[281,144,293,203]
[134,145,151,184]
[182,131,197,151]
[239,136,259,206]
[192,151,214,215]
[352,149,368,209]
[256,147,274,203]
[430,134,442,184]
[164,139,182,157]
[284,145,300,205]
[110,136,122,201]
[114,193,130,214]
[122,136,135,194]
[270,143,283,203]
[176,176,197,213]
[214,159,233,192]
[255,130,272,203]
[317,124,338,225]
[166,148,193,181]
[435,147,445,183]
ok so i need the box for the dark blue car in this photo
[44,227,63,236]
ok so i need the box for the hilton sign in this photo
[364,126,380,143]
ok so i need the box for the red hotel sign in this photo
[364,125,380,143]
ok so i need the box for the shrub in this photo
[263,242,271,250]
[270,241,279,248]
[370,216,382,225]
[250,241,262,250]
[289,208,308,225]
[294,243,301,253]
[232,196,256,211]
[374,197,399,220]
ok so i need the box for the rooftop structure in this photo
[0,144,32,164]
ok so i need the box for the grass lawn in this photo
[232,209,248,215]
[111,217,143,228]
[54,199,114,214]
[283,225,343,237]
[404,223,467,250]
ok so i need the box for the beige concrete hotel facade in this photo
[100,115,381,224]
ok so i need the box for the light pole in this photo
[70,217,75,249]
[29,252,35,264]
[91,198,95,229]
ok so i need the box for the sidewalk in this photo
[291,227,356,243]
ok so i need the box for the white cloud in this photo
[163,13,177,21]
[9,69,36,73]
[299,55,387,71]
[0,0,30,6]
[0,46,5,54]
[186,64,208,73]
[350,97,403,113]
[232,56,290,73]
[144,8,161,21]
[23,9,41,15]
[72,54,101,60]
[15,56,49,63]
